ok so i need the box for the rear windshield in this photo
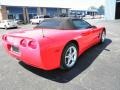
[36,18,90,30]
[37,19,61,29]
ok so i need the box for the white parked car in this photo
[0,20,18,30]
[13,19,24,24]
[30,15,50,24]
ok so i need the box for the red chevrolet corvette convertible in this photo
[2,18,106,70]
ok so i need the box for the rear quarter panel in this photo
[38,30,83,69]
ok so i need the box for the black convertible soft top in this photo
[36,17,83,30]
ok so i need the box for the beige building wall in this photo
[0,6,8,21]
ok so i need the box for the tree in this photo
[89,6,97,10]
[98,5,105,15]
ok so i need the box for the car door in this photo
[90,26,101,43]
[79,20,97,45]
[72,19,94,50]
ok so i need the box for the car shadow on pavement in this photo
[19,38,112,83]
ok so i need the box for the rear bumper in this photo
[2,33,62,70]
[2,41,53,70]
[7,26,17,28]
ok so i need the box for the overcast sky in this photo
[0,0,105,10]
[47,0,105,9]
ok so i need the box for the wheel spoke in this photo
[69,47,73,54]
[68,60,72,65]
[72,56,76,62]
[66,58,71,65]
[102,32,106,42]
[65,55,69,59]
[71,50,77,56]
[65,58,71,65]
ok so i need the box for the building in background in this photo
[0,1,69,23]
[105,0,120,20]
[1,0,120,21]
[69,10,86,18]
[69,9,98,18]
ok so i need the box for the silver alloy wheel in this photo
[102,31,106,42]
[65,46,77,68]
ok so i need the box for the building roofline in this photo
[1,5,70,9]
[0,0,70,9]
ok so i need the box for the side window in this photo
[72,19,92,29]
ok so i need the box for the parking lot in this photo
[0,19,120,90]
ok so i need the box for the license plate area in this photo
[11,45,19,53]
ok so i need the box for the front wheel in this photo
[61,43,78,70]
[100,31,106,43]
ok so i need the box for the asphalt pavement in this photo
[0,19,120,90]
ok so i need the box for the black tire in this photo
[4,25,7,30]
[15,27,18,29]
[31,22,33,24]
[39,20,41,23]
[60,43,78,70]
[100,31,106,44]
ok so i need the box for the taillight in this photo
[2,35,7,41]
[20,39,27,47]
[28,40,37,49]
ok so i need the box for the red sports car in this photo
[2,18,106,70]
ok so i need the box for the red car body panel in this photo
[2,27,104,70]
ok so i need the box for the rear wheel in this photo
[61,43,78,70]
